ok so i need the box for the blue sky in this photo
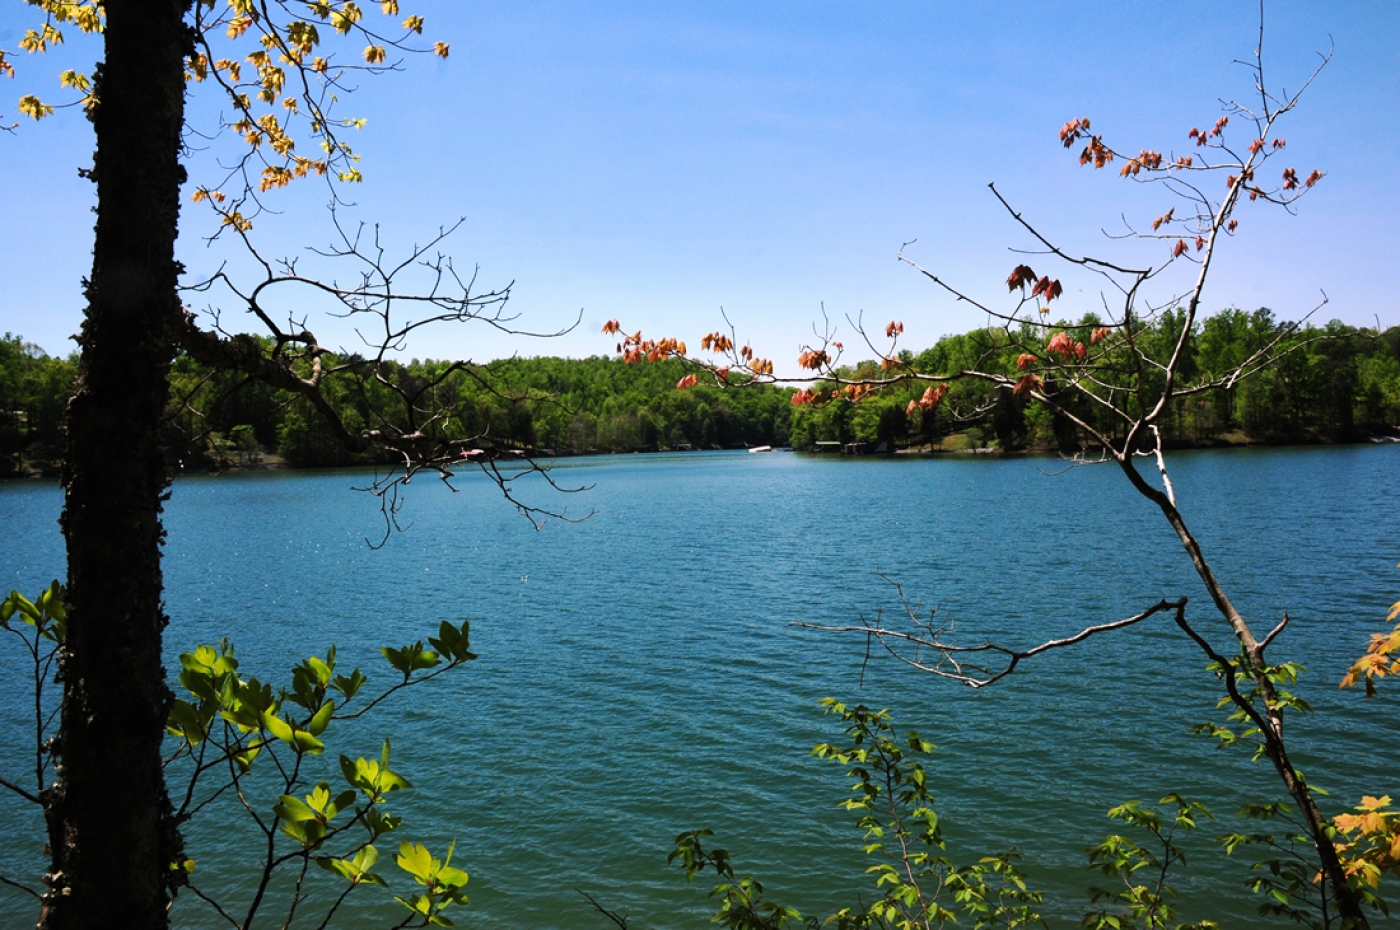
[1,2,1396,375]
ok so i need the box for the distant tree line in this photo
[793,310,1400,452]
[0,337,794,474]
[4,312,1398,476]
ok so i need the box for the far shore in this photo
[7,430,1397,481]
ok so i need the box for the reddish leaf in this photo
[1006,265,1037,292]
[916,384,948,411]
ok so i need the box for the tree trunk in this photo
[45,2,192,927]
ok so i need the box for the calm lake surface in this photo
[1,446,1397,928]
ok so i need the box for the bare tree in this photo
[176,204,589,543]
[609,14,1367,927]
[784,24,1373,929]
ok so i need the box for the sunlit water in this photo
[1,446,1397,928]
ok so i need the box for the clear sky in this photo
[1,1,1396,375]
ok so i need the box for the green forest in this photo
[4,309,1398,477]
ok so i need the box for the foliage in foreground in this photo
[668,693,1395,930]
[7,579,1399,928]
[1,581,476,928]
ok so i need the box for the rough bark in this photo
[45,2,193,927]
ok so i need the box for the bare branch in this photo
[794,576,1187,689]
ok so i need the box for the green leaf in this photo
[397,841,436,882]
[332,668,366,700]
[166,700,207,745]
[308,654,333,682]
[292,729,325,754]
[261,709,294,742]
[307,699,335,736]
[275,795,320,823]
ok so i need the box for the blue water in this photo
[1,446,1397,928]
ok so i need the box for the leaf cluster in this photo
[0,579,479,928]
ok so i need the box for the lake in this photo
[1,446,1397,928]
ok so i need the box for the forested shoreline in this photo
[4,309,1398,478]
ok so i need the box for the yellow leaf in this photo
[286,20,320,54]
[402,14,423,33]
[227,15,253,39]
[59,69,90,91]
[330,3,362,33]
[17,95,53,120]
[364,45,386,65]
[381,0,399,13]
[216,58,242,82]
[73,4,104,34]
[259,165,293,191]
[433,41,449,59]
[20,24,65,53]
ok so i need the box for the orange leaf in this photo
[917,384,948,410]
[1046,331,1074,360]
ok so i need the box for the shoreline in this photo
[6,432,1397,481]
